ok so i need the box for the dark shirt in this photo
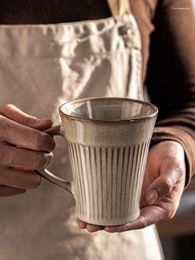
[0,0,194,183]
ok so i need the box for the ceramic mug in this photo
[38,97,158,226]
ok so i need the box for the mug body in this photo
[59,97,158,225]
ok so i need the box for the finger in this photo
[78,219,87,229]
[0,104,52,130]
[0,143,53,170]
[77,219,103,232]
[0,116,55,152]
[104,206,167,233]
[0,186,26,197]
[0,166,41,189]
[86,224,104,233]
[144,166,183,205]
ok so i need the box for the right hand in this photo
[0,104,56,197]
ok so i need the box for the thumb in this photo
[0,104,53,130]
[144,167,182,205]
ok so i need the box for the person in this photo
[0,0,194,259]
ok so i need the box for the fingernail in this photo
[145,190,158,204]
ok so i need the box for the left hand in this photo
[78,141,186,233]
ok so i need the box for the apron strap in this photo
[107,0,132,16]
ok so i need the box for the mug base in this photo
[77,210,140,226]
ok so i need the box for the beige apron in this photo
[0,1,164,259]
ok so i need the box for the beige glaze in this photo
[58,97,158,225]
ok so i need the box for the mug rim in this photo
[59,97,158,123]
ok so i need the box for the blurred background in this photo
[157,178,195,260]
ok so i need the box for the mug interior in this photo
[60,98,158,121]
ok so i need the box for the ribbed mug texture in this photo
[68,141,149,225]
[62,117,156,226]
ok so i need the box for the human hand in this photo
[0,104,55,197]
[78,141,186,232]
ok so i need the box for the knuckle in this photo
[166,175,175,189]
[162,178,174,194]
[20,116,31,127]
[21,116,37,127]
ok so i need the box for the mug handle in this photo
[37,125,74,197]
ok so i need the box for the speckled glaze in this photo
[59,97,158,226]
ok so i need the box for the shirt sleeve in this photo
[145,0,195,186]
